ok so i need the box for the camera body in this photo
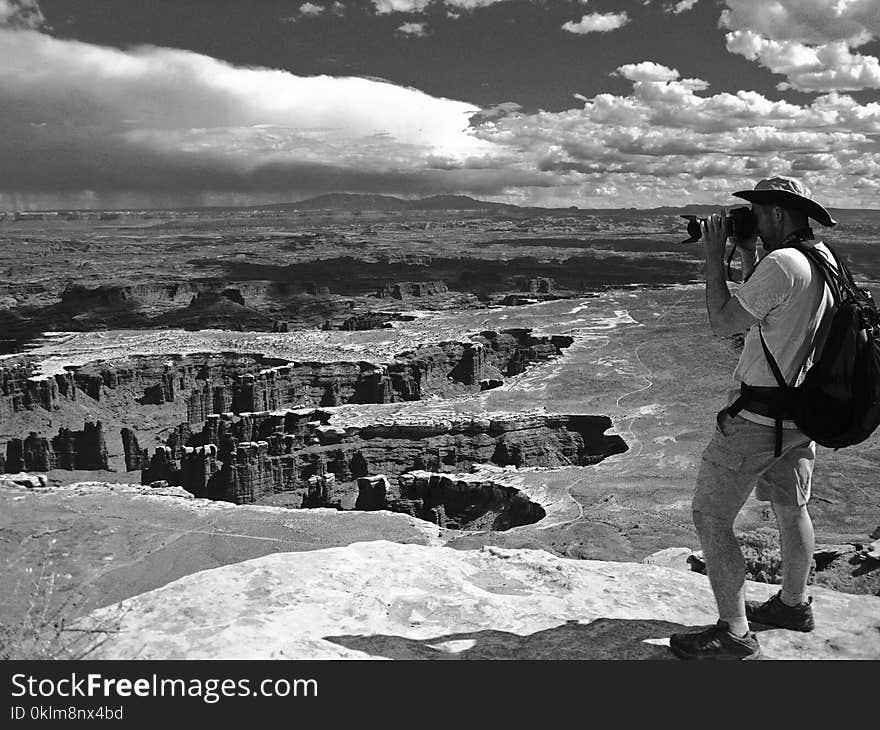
[680,206,758,244]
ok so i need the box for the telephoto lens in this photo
[680,206,756,244]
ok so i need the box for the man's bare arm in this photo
[703,214,759,337]
[739,247,758,281]
[736,230,759,282]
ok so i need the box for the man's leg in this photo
[670,414,773,658]
[693,507,749,634]
[772,501,815,605]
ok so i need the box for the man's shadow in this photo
[325,618,702,660]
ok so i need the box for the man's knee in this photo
[692,507,735,537]
[771,501,810,527]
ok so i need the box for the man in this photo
[669,176,838,660]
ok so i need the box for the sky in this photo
[1,0,880,210]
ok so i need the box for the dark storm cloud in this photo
[0,26,551,203]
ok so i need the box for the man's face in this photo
[751,203,780,250]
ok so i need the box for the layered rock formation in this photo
[60,282,200,311]
[57,328,572,425]
[322,311,416,331]
[528,277,555,294]
[0,362,77,416]
[4,421,108,472]
[378,281,449,298]
[356,469,546,530]
[142,409,627,512]
[120,428,149,471]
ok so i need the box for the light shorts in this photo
[692,409,816,521]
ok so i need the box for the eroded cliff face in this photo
[322,311,416,331]
[141,408,627,524]
[60,328,572,421]
[0,328,577,476]
[355,470,546,530]
[120,427,148,471]
[377,281,449,299]
[4,421,108,472]
[0,362,77,417]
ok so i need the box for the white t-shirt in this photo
[730,242,836,427]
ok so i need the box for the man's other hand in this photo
[733,232,758,253]
[701,212,727,259]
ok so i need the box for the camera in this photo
[680,206,757,244]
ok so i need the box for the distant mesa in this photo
[528,277,554,294]
[269,193,522,213]
[305,281,330,296]
[377,281,449,299]
[189,289,246,308]
[322,311,417,331]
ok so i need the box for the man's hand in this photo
[733,230,759,281]
[733,233,758,253]
[701,212,728,261]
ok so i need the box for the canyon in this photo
[2,202,878,660]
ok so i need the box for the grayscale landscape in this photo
[2,199,879,659]
[2,0,880,661]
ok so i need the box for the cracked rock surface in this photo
[71,540,880,660]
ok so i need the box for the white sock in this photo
[722,616,750,637]
[781,590,806,607]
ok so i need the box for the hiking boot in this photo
[745,591,814,632]
[669,620,761,661]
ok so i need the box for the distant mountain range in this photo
[268,192,718,216]
[267,193,526,213]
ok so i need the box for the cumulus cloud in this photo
[372,0,430,14]
[562,12,630,34]
[670,0,699,13]
[371,0,505,14]
[615,62,681,83]
[468,102,523,126]
[299,3,325,16]
[469,62,880,208]
[397,21,427,37]
[727,31,880,92]
[0,0,45,29]
[721,0,880,46]
[721,0,880,91]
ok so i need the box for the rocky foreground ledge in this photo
[70,540,880,660]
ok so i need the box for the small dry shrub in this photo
[738,527,784,583]
[737,526,816,585]
[0,554,117,660]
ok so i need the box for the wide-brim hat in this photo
[733,176,836,227]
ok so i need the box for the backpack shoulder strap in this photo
[822,243,859,290]
[796,244,851,304]
[756,326,788,457]
[758,326,790,388]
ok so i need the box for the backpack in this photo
[730,244,880,456]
